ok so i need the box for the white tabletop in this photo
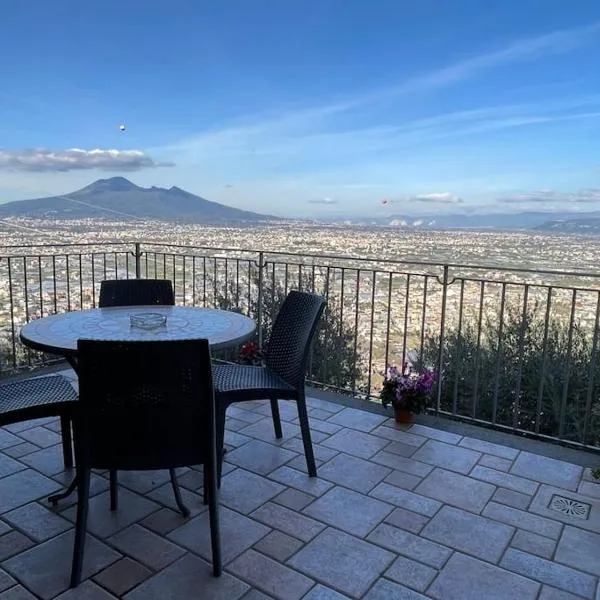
[20,306,256,356]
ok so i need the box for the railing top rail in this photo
[1,240,600,280]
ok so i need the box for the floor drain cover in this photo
[548,494,591,520]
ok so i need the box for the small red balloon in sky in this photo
[381,198,389,204]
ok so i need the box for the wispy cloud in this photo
[498,189,600,204]
[0,149,173,172]
[410,193,463,204]
[308,197,338,204]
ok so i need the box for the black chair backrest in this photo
[265,290,326,389]
[76,339,215,470]
[98,279,175,308]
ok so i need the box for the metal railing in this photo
[1,241,600,452]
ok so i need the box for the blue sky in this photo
[1,0,599,217]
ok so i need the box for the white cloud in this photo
[0,149,173,172]
[308,197,338,204]
[498,189,600,204]
[410,193,464,204]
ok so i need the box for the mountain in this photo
[0,177,279,223]
[534,218,600,234]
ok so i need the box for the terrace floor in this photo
[0,370,599,600]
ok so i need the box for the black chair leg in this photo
[296,392,317,477]
[270,397,283,439]
[60,415,73,469]
[206,456,222,576]
[215,403,228,488]
[70,466,90,588]
[169,469,190,517]
[109,470,118,511]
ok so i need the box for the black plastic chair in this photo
[213,290,326,478]
[0,374,78,457]
[71,339,221,587]
[98,278,175,308]
[98,278,177,511]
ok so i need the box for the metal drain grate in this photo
[548,495,591,520]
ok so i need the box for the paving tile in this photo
[539,585,587,599]
[511,530,557,559]
[225,430,254,448]
[0,532,34,562]
[384,555,437,592]
[501,548,596,599]
[327,407,387,432]
[414,467,495,513]
[492,487,533,510]
[529,485,600,534]
[366,523,451,568]
[383,441,419,457]
[369,482,442,517]
[254,530,303,562]
[0,585,38,599]
[370,452,433,477]
[239,418,301,443]
[308,408,337,420]
[93,557,152,596]
[510,453,582,492]
[301,585,350,599]
[405,424,462,445]
[318,453,391,493]
[251,502,325,542]
[241,591,276,600]
[2,443,39,459]
[288,528,394,598]
[362,578,429,599]
[0,525,9,539]
[220,468,285,514]
[303,486,393,537]
[229,549,314,600]
[421,505,514,563]
[412,439,480,474]
[146,481,206,516]
[483,502,563,540]
[227,406,267,424]
[3,418,50,434]
[282,439,338,462]
[175,468,204,491]
[383,469,422,491]
[51,473,109,509]
[578,481,600,500]
[140,507,185,535]
[53,580,118,599]
[286,456,325,474]
[107,524,185,570]
[555,526,600,577]
[459,436,519,459]
[306,430,331,444]
[226,440,298,475]
[169,506,270,564]
[16,427,62,448]
[267,466,333,497]
[0,456,26,479]
[0,570,16,593]
[370,426,427,447]
[109,470,174,495]
[384,507,430,534]
[321,429,389,459]
[303,419,342,435]
[227,417,254,432]
[0,470,61,514]
[3,502,72,542]
[272,489,314,511]
[429,552,540,600]
[253,400,300,421]
[18,445,67,477]
[61,489,159,538]
[0,430,24,451]
[123,554,249,600]
[305,398,345,414]
[471,465,539,495]
[479,454,513,472]
[2,530,120,600]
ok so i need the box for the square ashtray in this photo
[130,312,167,330]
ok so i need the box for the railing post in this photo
[257,251,266,348]
[134,243,142,279]
[435,265,450,415]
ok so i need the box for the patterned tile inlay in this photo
[548,494,591,520]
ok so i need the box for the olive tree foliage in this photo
[213,265,362,392]
[420,302,600,446]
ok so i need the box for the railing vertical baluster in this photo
[134,242,142,279]
[224,259,229,305]
[182,255,187,306]
[535,287,553,434]
[402,274,411,367]
[172,254,176,297]
[7,258,16,368]
[203,256,207,307]
[492,283,507,424]
[38,256,44,318]
[558,290,577,439]
[582,291,600,444]
[366,270,377,397]
[52,255,58,313]
[284,263,289,296]
[213,257,218,307]
[384,272,393,378]
[66,254,71,312]
[452,279,465,415]
[113,251,118,279]
[235,258,240,308]
[23,257,30,322]
[512,285,530,430]
[257,252,265,349]
[339,268,345,339]
[435,266,449,415]
[78,254,83,309]
[471,281,485,419]
[91,254,96,307]
[419,276,429,369]
[192,256,197,306]
[351,269,360,395]
[247,260,252,315]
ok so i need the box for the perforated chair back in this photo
[265,290,326,389]
[98,279,174,308]
[76,339,215,470]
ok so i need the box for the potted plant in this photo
[239,340,263,366]
[380,362,436,423]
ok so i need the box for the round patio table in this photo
[20,305,256,359]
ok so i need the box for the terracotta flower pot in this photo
[394,408,413,424]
